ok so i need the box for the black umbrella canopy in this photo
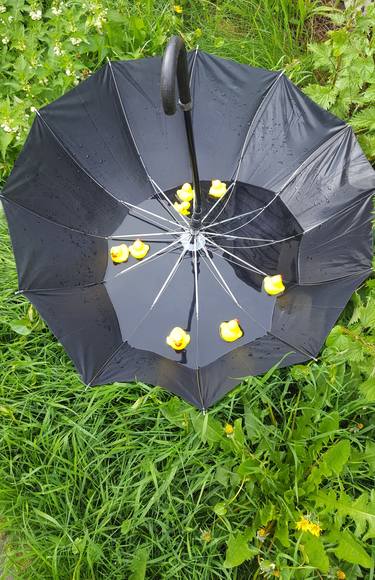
[2,37,374,409]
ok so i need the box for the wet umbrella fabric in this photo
[2,45,374,409]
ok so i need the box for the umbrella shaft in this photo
[183,110,202,230]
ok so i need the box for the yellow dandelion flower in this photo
[296,516,311,532]
[224,423,234,436]
[173,4,183,14]
[296,516,321,536]
[309,522,322,537]
[337,571,346,580]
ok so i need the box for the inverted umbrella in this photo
[2,37,374,410]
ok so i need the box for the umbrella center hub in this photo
[180,231,206,252]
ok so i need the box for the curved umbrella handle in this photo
[161,36,192,115]
[161,37,202,229]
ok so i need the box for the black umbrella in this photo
[2,36,374,410]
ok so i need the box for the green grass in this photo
[0,1,374,578]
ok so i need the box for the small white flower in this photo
[30,9,42,20]
[93,14,107,31]
[2,36,9,44]
[70,37,82,46]
[30,106,37,113]
[1,122,12,133]
[0,5,6,13]
[65,68,72,76]
[8,15,13,22]
[51,6,62,15]
[53,44,63,56]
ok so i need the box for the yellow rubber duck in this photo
[219,319,243,342]
[263,274,285,296]
[166,327,190,351]
[110,244,129,264]
[174,200,191,215]
[176,182,195,203]
[209,179,227,199]
[128,239,150,260]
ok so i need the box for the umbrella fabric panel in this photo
[91,342,205,409]
[236,74,346,192]
[39,64,154,205]
[105,247,195,347]
[190,52,279,182]
[3,199,108,290]
[199,335,307,408]
[280,126,375,229]
[109,57,193,191]
[2,116,128,237]
[297,197,373,284]
[271,271,370,357]
[195,249,274,366]
[124,253,198,365]
[202,182,303,285]
[24,285,123,384]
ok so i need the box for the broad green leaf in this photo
[316,490,375,539]
[72,536,86,555]
[129,547,149,580]
[236,458,262,478]
[307,41,333,68]
[350,106,375,132]
[190,412,223,445]
[319,411,339,437]
[86,541,103,565]
[302,535,329,573]
[120,520,132,535]
[259,502,276,527]
[244,403,261,441]
[275,516,290,547]
[304,84,337,110]
[333,530,373,569]
[0,131,13,160]
[160,397,189,428]
[360,377,375,402]
[305,440,351,491]
[233,418,245,447]
[364,441,375,474]
[213,502,227,516]
[355,83,375,105]
[224,533,258,568]
[9,319,31,336]
[358,133,375,161]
